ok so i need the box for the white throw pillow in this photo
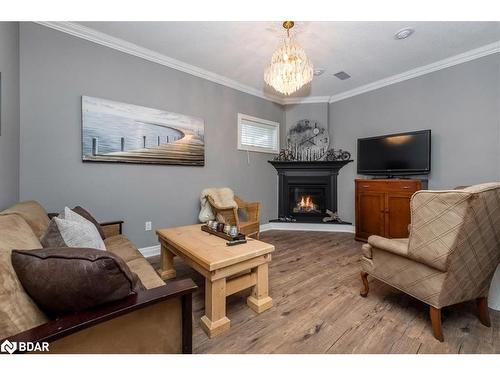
[52,207,106,250]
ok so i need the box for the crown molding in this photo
[35,22,499,107]
[328,41,500,104]
[34,21,286,105]
[280,96,331,105]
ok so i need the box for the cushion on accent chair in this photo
[367,236,409,257]
[11,247,145,317]
[41,207,106,250]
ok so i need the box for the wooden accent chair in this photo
[359,183,500,342]
[207,195,261,239]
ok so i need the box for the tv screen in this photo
[357,130,431,176]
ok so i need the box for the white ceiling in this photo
[78,21,500,100]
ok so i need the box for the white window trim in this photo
[237,113,280,154]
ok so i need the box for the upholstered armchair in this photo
[207,195,261,239]
[360,182,500,341]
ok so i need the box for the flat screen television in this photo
[357,130,431,176]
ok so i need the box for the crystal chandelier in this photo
[264,21,314,96]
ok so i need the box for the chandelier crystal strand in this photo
[264,22,314,95]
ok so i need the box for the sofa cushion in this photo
[41,208,106,250]
[105,234,164,289]
[0,200,50,239]
[0,215,48,338]
[105,235,143,263]
[127,258,165,289]
[72,206,106,240]
[11,247,145,317]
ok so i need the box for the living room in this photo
[1,0,500,371]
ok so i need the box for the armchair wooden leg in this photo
[476,297,491,327]
[429,306,444,342]
[360,272,369,297]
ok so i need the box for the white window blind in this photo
[237,113,280,154]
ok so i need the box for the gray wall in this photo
[19,23,283,247]
[0,22,20,209]
[329,53,500,223]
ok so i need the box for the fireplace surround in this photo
[268,160,352,223]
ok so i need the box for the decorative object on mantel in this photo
[264,21,314,95]
[273,147,351,163]
[274,148,296,161]
[273,117,350,163]
[82,96,205,166]
[325,148,351,161]
[286,119,329,161]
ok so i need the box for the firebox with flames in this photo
[293,195,320,213]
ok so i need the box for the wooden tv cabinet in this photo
[355,178,427,242]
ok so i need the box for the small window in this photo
[237,113,280,154]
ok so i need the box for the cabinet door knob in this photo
[362,185,370,188]
[403,186,410,189]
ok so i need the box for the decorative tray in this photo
[201,224,246,241]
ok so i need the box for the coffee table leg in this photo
[247,263,273,313]
[158,241,176,280]
[200,278,230,338]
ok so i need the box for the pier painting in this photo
[82,96,205,166]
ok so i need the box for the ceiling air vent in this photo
[334,71,351,80]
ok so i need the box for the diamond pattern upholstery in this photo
[361,182,500,308]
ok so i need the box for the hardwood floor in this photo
[148,230,500,354]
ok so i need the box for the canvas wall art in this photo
[82,96,205,166]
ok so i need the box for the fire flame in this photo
[298,196,314,211]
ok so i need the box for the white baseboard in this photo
[139,244,161,258]
[139,223,355,258]
[260,222,355,233]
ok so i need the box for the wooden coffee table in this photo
[156,224,274,338]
